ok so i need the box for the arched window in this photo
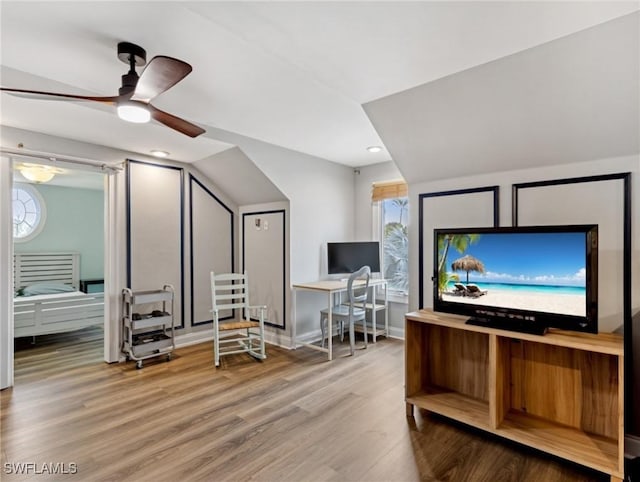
[13,184,46,242]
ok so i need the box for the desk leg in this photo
[292,288,297,350]
[328,292,333,361]
[384,282,389,339]
[372,285,377,343]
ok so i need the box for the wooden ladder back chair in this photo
[210,271,267,367]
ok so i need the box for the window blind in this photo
[371,179,407,202]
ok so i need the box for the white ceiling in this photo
[1,1,638,167]
[194,148,287,205]
[365,10,640,183]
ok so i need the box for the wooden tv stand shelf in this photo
[405,310,624,481]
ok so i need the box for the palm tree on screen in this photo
[437,234,481,296]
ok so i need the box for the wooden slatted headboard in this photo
[13,253,80,289]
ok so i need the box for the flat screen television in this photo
[433,225,598,335]
[328,241,381,275]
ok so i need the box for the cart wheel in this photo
[136,361,143,369]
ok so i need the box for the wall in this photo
[14,184,104,280]
[120,147,355,346]
[189,172,236,329]
[240,201,290,347]
[197,125,354,283]
[193,126,356,342]
[124,159,241,342]
[355,156,640,338]
[2,126,357,355]
[0,128,243,371]
[354,161,404,240]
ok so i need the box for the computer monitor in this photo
[327,241,381,275]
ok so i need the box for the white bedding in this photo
[13,253,104,338]
[14,290,104,337]
[14,290,89,302]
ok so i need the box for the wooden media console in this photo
[405,309,624,481]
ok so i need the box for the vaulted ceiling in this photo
[1,2,638,168]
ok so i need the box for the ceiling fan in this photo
[1,42,205,138]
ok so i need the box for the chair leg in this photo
[348,320,355,356]
[259,325,266,360]
[214,330,220,367]
[362,318,368,349]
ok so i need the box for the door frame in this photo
[0,159,120,389]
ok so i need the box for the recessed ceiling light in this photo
[150,150,170,158]
[367,146,382,153]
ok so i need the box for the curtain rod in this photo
[0,147,123,172]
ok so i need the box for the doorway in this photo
[1,156,119,389]
[14,164,105,377]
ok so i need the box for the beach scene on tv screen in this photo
[437,232,586,316]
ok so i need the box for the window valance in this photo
[371,179,407,202]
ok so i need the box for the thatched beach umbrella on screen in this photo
[451,255,485,285]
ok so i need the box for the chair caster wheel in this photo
[136,361,143,369]
[166,354,172,361]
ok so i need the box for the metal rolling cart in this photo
[122,284,175,369]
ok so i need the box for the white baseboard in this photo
[289,325,405,347]
[173,324,405,352]
[175,330,213,348]
[263,330,294,349]
[387,325,404,340]
[175,329,296,350]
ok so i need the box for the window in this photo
[13,184,46,242]
[381,197,408,296]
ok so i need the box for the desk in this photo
[292,279,388,360]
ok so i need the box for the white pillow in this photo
[21,282,76,296]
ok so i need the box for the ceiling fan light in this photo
[18,164,57,183]
[117,102,151,123]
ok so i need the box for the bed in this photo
[13,253,104,338]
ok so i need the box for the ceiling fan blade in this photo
[130,56,192,103]
[148,104,205,138]
[0,87,118,104]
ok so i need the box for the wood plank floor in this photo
[2,328,607,481]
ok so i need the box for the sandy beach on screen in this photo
[442,288,585,316]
